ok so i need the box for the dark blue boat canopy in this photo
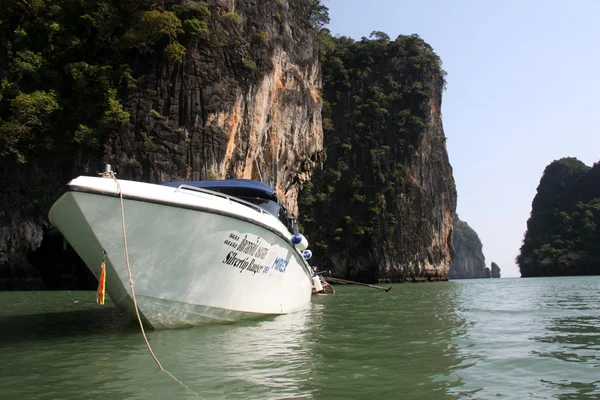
[162,178,298,232]
[161,179,278,202]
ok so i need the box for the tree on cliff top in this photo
[305,0,329,29]
[517,157,600,277]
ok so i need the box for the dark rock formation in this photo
[517,158,600,277]
[0,0,323,289]
[449,214,488,279]
[491,262,501,278]
[299,34,456,283]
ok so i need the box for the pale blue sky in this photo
[325,0,600,277]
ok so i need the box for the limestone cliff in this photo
[111,1,323,215]
[448,214,488,279]
[299,34,456,283]
[491,262,501,278]
[0,0,322,289]
[517,158,600,277]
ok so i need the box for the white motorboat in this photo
[48,172,316,328]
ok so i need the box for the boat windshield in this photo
[238,196,280,217]
[161,179,298,232]
[238,196,297,232]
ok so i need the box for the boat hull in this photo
[49,178,313,329]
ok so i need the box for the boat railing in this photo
[175,184,269,215]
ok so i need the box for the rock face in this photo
[0,0,322,289]
[517,158,600,277]
[299,35,456,283]
[449,215,488,279]
[491,262,501,278]
[107,0,323,215]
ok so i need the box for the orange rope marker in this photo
[97,250,106,305]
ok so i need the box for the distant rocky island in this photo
[517,158,600,277]
[491,262,501,278]
[449,214,500,279]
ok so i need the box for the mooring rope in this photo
[108,172,201,398]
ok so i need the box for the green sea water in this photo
[1,277,599,399]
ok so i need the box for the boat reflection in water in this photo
[121,304,325,399]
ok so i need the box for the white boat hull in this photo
[49,177,313,329]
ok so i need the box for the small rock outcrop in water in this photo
[299,33,456,283]
[491,262,501,278]
[0,0,323,289]
[517,157,600,277]
[449,214,488,279]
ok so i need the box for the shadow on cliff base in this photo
[0,228,96,291]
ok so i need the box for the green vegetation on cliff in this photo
[0,0,322,165]
[299,31,455,282]
[0,0,324,289]
[517,157,600,277]
[1,0,148,163]
[0,0,457,287]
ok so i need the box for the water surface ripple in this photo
[1,277,599,399]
